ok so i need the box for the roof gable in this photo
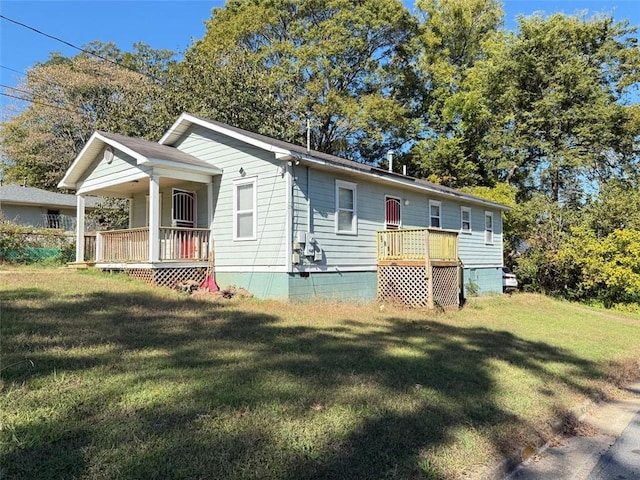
[58,131,221,189]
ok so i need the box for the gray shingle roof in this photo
[0,184,103,208]
[98,131,214,169]
[184,114,509,210]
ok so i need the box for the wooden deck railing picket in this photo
[94,227,210,263]
[376,228,458,263]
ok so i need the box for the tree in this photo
[190,0,416,162]
[407,0,505,187]
[485,13,640,203]
[0,42,176,190]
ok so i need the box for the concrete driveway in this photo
[507,381,640,480]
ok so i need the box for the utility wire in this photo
[1,65,26,76]
[0,91,82,114]
[0,14,165,85]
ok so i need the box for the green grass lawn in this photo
[1,267,639,480]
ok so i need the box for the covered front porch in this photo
[59,131,221,287]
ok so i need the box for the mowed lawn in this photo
[1,267,639,480]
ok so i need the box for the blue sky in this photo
[1,0,639,116]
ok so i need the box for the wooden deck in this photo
[376,229,461,309]
[376,228,459,264]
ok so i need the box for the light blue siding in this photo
[291,167,504,271]
[174,125,288,269]
[80,150,146,187]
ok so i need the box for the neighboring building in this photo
[0,184,102,231]
[58,113,509,306]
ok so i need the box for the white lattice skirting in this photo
[124,267,207,289]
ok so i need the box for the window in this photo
[335,180,357,234]
[429,200,441,228]
[46,209,61,229]
[233,177,257,240]
[385,196,401,230]
[485,211,494,244]
[461,206,471,232]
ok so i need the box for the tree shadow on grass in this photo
[1,287,607,479]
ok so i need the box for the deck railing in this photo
[376,228,458,262]
[96,227,209,263]
[84,233,97,262]
[159,227,209,261]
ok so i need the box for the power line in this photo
[0,14,165,85]
[0,91,82,115]
[1,65,25,76]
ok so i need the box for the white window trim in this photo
[461,206,472,233]
[485,211,494,245]
[233,176,258,241]
[429,200,442,229]
[335,179,358,235]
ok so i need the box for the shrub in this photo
[0,220,75,265]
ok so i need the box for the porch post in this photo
[207,180,214,255]
[75,194,85,263]
[149,174,160,262]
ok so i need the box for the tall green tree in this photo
[407,0,505,186]
[190,0,416,162]
[0,42,175,190]
[486,13,640,203]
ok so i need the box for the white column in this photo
[149,175,160,262]
[75,195,85,263]
[207,180,214,256]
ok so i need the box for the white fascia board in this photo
[158,112,191,145]
[160,113,291,157]
[58,132,148,190]
[144,157,223,175]
[152,167,214,184]
[58,131,102,188]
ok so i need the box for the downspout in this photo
[307,166,312,233]
[285,162,293,273]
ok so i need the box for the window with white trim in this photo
[429,200,441,228]
[485,211,494,244]
[461,206,471,232]
[233,177,257,241]
[335,180,357,234]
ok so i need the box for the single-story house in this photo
[58,113,509,307]
[0,183,102,231]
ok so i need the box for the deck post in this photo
[149,174,160,262]
[75,194,85,263]
[425,229,434,309]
